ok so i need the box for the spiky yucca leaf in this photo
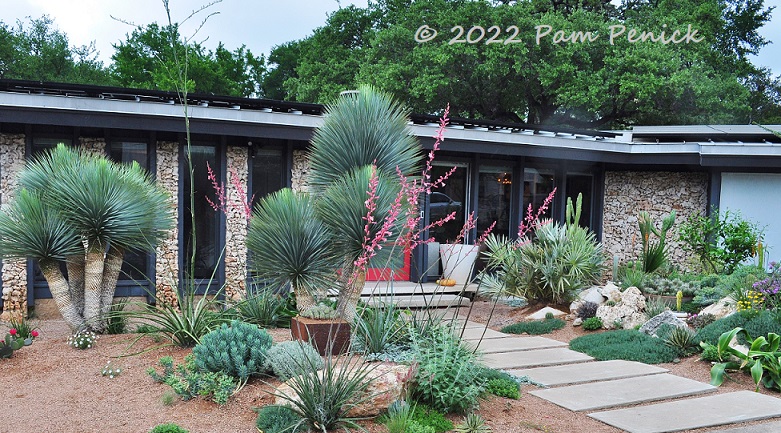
[247,188,338,297]
[308,85,421,194]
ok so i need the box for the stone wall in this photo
[291,149,310,193]
[602,171,708,275]
[0,134,28,320]
[155,142,179,305]
[224,146,249,300]
[79,137,106,155]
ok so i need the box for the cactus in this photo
[565,193,583,229]
[300,302,339,320]
[0,334,24,359]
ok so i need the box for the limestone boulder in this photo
[274,362,413,418]
[569,286,607,313]
[596,287,647,330]
[639,311,688,337]
[700,297,737,320]
[527,306,567,320]
[599,282,623,303]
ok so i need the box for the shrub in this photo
[412,326,486,413]
[271,349,377,431]
[149,423,188,433]
[234,285,296,328]
[353,303,409,356]
[147,355,236,405]
[643,276,698,296]
[692,286,723,307]
[192,320,272,383]
[486,378,520,399]
[695,310,781,347]
[410,404,454,433]
[255,405,304,433]
[582,317,603,331]
[678,209,761,274]
[699,342,722,362]
[263,340,323,381]
[501,318,565,335]
[569,330,679,363]
[576,301,599,319]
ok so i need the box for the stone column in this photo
[155,142,179,305]
[223,146,249,301]
[602,171,708,276]
[0,134,28,320]
[291,149,310,193]
[79,137,106,156]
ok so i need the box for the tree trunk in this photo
[336,270,365,324]
[96,245,125,333]
[66,253,86,316]
[83,241,106,330]
[40,259,85,331]
[295,285,318,315]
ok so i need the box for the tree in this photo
[0,16,114,84]
[0,145,173,331]
[111,22,265,97]
[265,0,776,128]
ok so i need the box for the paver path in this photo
[465,319,781,432]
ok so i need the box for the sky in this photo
[1,0,780,76]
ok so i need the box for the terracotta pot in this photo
[290,316,351,356]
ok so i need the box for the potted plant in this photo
[439,242,480,286]
[247,86,423,355]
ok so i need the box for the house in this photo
[1,79,779,319]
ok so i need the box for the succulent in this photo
[0,334,25,359]
[454,414,492,433]
[264,340,324,381]
[576,301,599,319]
[582,316,603,331]
[300,302,339,320]
[193,320,272,382]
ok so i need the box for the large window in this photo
[523,168,555,222]
[565,173,594,229]
[182,144,222,283]
[429,162,469,243]
[478,166,512,236]
[108,140,152,283]
[250,147,285,207]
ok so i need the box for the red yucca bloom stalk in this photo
[517,187,557,239]
[206,161,255,222]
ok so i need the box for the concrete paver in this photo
[483,347,593,369]
[466,336,567,353]
[510,360,668,386]
[707,420,781,433]
[589,391,781,433]
[459,327,508,340]
[530,374,715,411]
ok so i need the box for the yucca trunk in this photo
[83,241,106,329]
[295,285,318,315]
[66,253,86,316]
[336,270,365,323]
[96,245,125,332]
[39,259,85,330]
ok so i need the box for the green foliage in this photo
[409,404,454,433]
[570,330,679,364]
[149,423,188,433]
[272,349,376,431]
[353,303,409,356]
[617,262,648,290]
[105,299,129,335]
[699,342,723,362]
[263,340,324,381]
[690,313,717,330]
[565,194,583,229]
[485,378,520,400]
[661,326,699,356]
[695,310,781,348]
[454,413,492,433]
[299,302,339,320]
[0,333,25,359]
[67,329,97,350]
[643,276,699,296]
[255,405,304,433]
[582,317,603,331]
[692,287,723,307]
[482,220,605,304]
[638,211,675,274]
[576,301,598,319]
[192,321,272,382]
[382,400,414,433]
[8,316,37,340]
[412,326,486,413]
[233,285,296,328]
[644,297,670,320]
[678,209,762,274]
[710,327,781,392]
[501,318,565,335]
[147,355,236,405]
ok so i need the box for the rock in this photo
[700,297,737,320]
[639,311,688,337]
[274,362,413,418]
[569,286,607,313]
[596,287,647,330]
[573,317,583,326]
[527,306,567,320]
[599,282,623,303]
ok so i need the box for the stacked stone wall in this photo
[0,134,28,320]
[155,142,179,305]
[79,137,106,155]
[291,149,310,193]
[602,171,708,276]
[224,146,249,300]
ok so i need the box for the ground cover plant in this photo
[582,316,603,331]
[148,354,236,405]
[255,405,304,433]
[501,317,566,335]
[263,340,323,381]
[570,329,679,363]
[695,310,781,348]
